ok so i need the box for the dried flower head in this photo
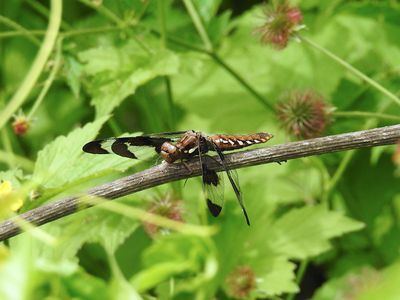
[342,267,381,300]
[256,1,303,49]
[12,111,31,136]
[225,265,256,299]
[276,90,334,139]
[143,194,183,238]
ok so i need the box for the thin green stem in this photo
[107,119,122,136]
[210,52,275,112]
[325,101,393,194]
[62,25,123,37]
[158,1,176,130]
[0,30,46,39]
[152,29,209,53]
[158,0,167,48]
[164,77,176,130]
[136,0,150,21]
[0,0,62,130]
[25,0,71,30]
[0,15,41,46]
[301,36,400,107]
[82,196,216,237]
[11,213,57,246]
[286,260,308,300]
[0,130,16,169]
[27,37,63,120]
[182,0,213,51]
[334,111,400,122]
[78,0,124,26]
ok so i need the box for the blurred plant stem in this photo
[182,0,213,51]
[0,149,34,172]
[210,53,275,112]
[107,119,122,136]
[322,100,394,205]
[300,36,400,107]
[0,129,16,169]
[158,0,176,131]
[78,0,124,26]
[25,0,71,30]
[182,1,274,112]
[12,214,57,246]
[27,37,63,120]
[0,0,62,130]
[83,196,216,237]
[0,15,41,45]
[158,0,180,194]
[334,111,400,122]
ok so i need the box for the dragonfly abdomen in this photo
[210,132,273,151]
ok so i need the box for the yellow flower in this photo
[0,181,23,215]
[0,244,9,264]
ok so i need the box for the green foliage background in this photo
[0,0,400,299]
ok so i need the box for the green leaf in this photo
[36,206,139,263]
[313,263,400,300]
[267,205,364,259]
[32,116,109,188]
[254,255,298,297]
[64,55,82,99]
[31,117,147,189]
[79,42,180,117]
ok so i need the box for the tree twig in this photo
[0,124,399,241]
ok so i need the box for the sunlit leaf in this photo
[267,205,364,259]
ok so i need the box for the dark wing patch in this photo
[82,136,174,159]
[198,137,224,218]
[111,141,138,159]
[201,160,224,217]
[207,198,222,217]
[82,140,110,154]
[208,139,250,226]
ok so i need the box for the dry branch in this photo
[1,124,399,241]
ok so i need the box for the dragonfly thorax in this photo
[160,142,181,163]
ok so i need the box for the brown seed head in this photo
[255,2,303,49]
[225,265,256,299]
[276,90,334,139]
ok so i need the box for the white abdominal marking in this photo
[254,139,260,143]
[245,140,252,144]
[228,139,235,145]
[237,140,244,145]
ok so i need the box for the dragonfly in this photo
[82,130,273,225]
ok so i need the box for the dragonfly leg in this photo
[181,160,193,175]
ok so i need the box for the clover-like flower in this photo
[12,111,31,136]
[225,265,256,299]
[276,90,334,139]
[143,195,184,238]
[256,1,303,49]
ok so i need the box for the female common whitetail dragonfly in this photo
[82,130,273,225]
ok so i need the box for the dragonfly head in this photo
[160,142,180,163]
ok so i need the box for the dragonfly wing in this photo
[208,140,250,226]
[82,136,173,159]
[198,137,224,217]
